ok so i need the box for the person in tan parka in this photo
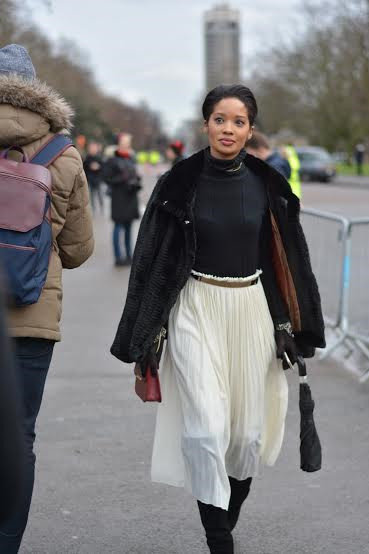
[0,44,93,553]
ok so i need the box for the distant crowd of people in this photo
[81,135,187,267]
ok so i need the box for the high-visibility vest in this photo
[285,145,302,199]
[137,151,149,164]
[149,150,160,165]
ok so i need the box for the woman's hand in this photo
[134,362,144,381]
[134,347,159,380]
[275,329,299,370]
[134,326,167,379]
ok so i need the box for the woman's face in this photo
[118,133,132,151]
[166,147,175,161]
[204,97,253,160]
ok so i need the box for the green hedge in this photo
[336,163,369,177]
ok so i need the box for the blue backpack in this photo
[0,135,73,306]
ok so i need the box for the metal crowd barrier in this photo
[301,208,369,382]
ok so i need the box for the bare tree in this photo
[0,0,167,146]
[0,0,18,44]
[250,0,369,154]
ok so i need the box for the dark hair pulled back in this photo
[202,84,258,126]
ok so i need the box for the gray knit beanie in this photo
[0,44,36,80]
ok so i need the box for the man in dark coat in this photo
[111,149,325,365]
[103,133,141,266]
[247,131,291,180]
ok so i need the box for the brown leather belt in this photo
[192,274,258,288]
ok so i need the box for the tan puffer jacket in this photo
[0,74,94,341]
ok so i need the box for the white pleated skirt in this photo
[151,272,288,510]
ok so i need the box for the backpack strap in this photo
[29,134,74,167]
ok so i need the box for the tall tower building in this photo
[204,3,240,92]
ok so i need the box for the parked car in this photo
[296,147,336,182]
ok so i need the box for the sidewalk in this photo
[331,175,369,190]
[21,200,369,554]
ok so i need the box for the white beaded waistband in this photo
[191,269,263,283]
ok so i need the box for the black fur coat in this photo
[111,150,325,363]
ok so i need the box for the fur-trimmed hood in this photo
[0,74,73,145]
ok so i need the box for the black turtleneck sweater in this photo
[193,148,288,324]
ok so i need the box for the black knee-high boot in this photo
[197,501,234,554]
[228,477,252,532]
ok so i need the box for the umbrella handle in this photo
[283,352,294,370]
[282,353,308,381]
[297,355,307,378]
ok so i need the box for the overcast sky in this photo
[33,0,303,134]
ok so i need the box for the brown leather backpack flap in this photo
[0,158,51,233]
[269,210,301,332]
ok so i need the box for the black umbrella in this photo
[284,354,322,472]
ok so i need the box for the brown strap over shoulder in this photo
[269,210,301,332]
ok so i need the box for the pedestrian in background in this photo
[284,143,302,199]
[111,84,325,554]
[148,149,161,166]
[103,133,141,267]
[166,139,185,166]
[0,44,94,553]
[83,141,104,214]
[354,143,365,176]
[246,130,291,180]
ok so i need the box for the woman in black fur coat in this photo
[111,85,325,554]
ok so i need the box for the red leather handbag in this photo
[135,369,162,403]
